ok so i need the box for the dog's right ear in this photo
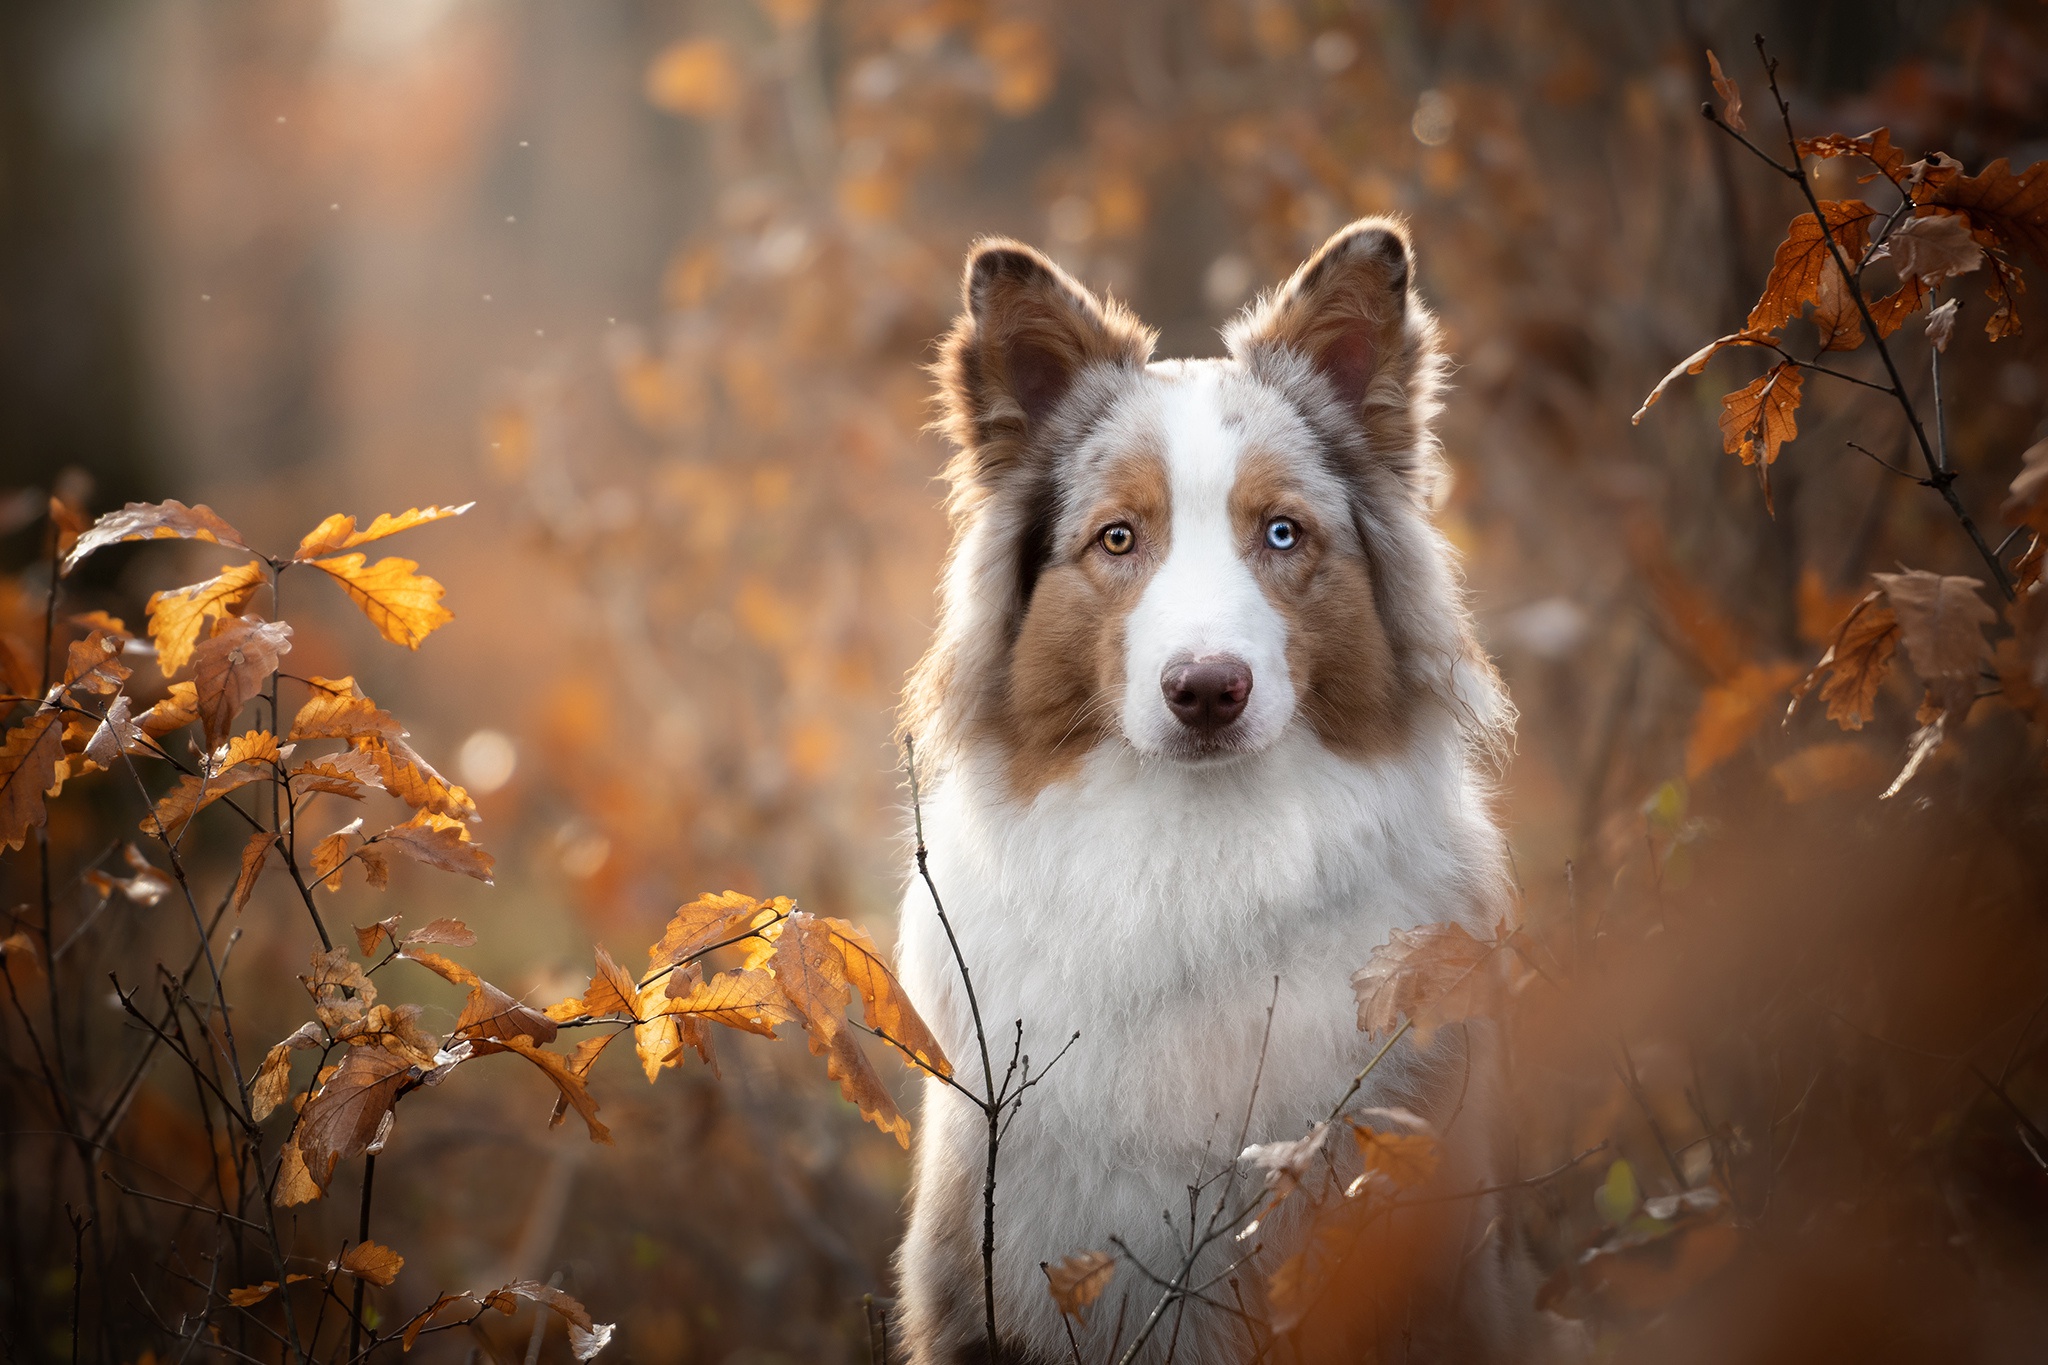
[935,241,1154,479]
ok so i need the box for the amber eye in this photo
[1099,523,1136,556]
[1265,517,1300,551]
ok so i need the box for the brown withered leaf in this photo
[1873,571,1995,682]
[61,500,249,575]
[232,830,274,912]
[84,695,148,769]
[356,916,404,956]
[84,844,175,907]
[662,967,790,1038]
[1770,742,1888,803]
[821,1025,910,1148]
[1043,1251,1116,1323]
[1704,50,1744,132]
[406,917,476,947]
[290,749,385,801]
[1718,363,1803,466]
[1351,922,1500,1042]
[369,810,494,884]
[227,1275,311,1308]
[1747,201,1877,335]
[1810,259,1864,351]
[1873,212,1984,286]
[455,980,557,1054]
[780,912,950,1077]
[311,819,364,893]
[289,677,402,742]
[297,1043,413,1188]
[494,1280,615,1360]
[191,616,291,751]
[49,495,90,560]
[402,1292,472,1352]
[1351,1116,1441,1191]
[0,711,64,853]
[577,945,639,1018]
[497,1036,612,1145]
[62,630,130,696]
[140,733,279,837]
[1241,1122,1332,1200]
[338,1240,404,1287]
[550,1032,623,1129]
[275,1137,321,1205]
[1798,128,1906,184]
[400,949,479,987]
[308,554,453,649]
[1865,277,1931,337]
[1789,592,1900,731]
[1924,297,1961,352]
[632,970,714,1079]
[647,890,787,970]
[146,560,266,677]
[304,945,376,1029]
[1921,156,2048,270]
[137,681,199,737]
[1631,331,1770,424]
[360,737,476,822]
[250,1041,297,1122]
[294,504,472,560]
[1685,660,1805,779]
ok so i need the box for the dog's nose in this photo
[1162,657,1252,732]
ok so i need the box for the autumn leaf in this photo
[290,750,385,801]
[1746,202,1877,335]
[296,1044,413,1188]
[369,810,494,884]
[1924,297,1961,352]
[61,500,248,576]
[661,967,790,1037]
[492,1280,615,1361]
[1798,128,1905,184]
[62,630,130,696]
[455,980,557,1053]
[227,1275,311,1308]
[400,949,479,987]
[275,1138,321,1206]
[1718,363,1803,466]
[1872,212,1984,286]
[1685,660,1805,779]
[1350,1111,1441,1191]
[1810,259,1864,352]
[781,912,949,1077]
[1789,592,1899,731]
[402,1293,472,1351]
[289,677,402,742]
[356,915,403,956]
[338,1240,404,1286]
[137,682,199,737]
[293,504,472,560]
[406,917,476,947]
[632,969,714,1080]
[312,818,364,892]
[821,1026,910,1147]
[84,844,175,907]
[1632,331,1771,424]
[647,890,788,971]
[1351,921,1500,1042]
[251,1022,321,1121]
[1865,277,1931,337]
[1873,571,1994,683]
[498,1036,612,1145]
[0,711,64,853]
[1043,1250,1116,1323]
[147,560,266,677]
[550,1033,623,1128]
[84,695,148,769]
[191,615,291,751]
[304,945,377,1030]
[1241,1122,1331,1200]
[140,733,283,836]
[1920,156,2048,270]
[360,737,476,822]
[1704,50,1743,131]
[576,945,639,1019]
[307,553,454,649]
[1797,567,1866,648]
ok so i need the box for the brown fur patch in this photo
[1228,450,1406,757]
[994,446,1169,796]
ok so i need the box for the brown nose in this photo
[1162,657,1252,733]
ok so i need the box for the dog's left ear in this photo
[1225,219,1434,462]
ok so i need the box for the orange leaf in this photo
[308,554,454,649]
[1351,922,1500,1043]
[661,966,791,1038]
[359,738,476,822]
[1704,50,1744,132]
[647,890,785,971]
[1350,1117,1441,1191]
[576,945,639,1018]
[1746,202,1877,335]
[296,1044,413,1189]
[1,712,67,853]
[1718,363,1803,466]
[227,1275,311,1308]
[400,949,480,988]
[275,1138,321,1206]
[137,682,199,737]
[455,980,557,1053]
[294,504,472,560]
[1043,1250,1116,1322]
[1790,591,1900,731]
[61,500,248,575]
[192,616,292,751]
[146,560,266,677]
[369,810,494,884]
[497,1036,612,1145]
[781,912,950,1077]
[289,678,403,743]
[232,830,274,912]
[338,1240,404,1287]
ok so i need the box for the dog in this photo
[892,218,1515,1364]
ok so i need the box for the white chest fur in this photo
[894,719,1502,1361]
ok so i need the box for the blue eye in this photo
[1265,517,1300,551]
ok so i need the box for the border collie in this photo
[893,218,1513,1364]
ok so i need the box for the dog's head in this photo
[907,219,1502,793]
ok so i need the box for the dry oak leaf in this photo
[1705,50,1744,132]
[1718,363,1804,466]
[1871,212,1984,286]
[61,500,248,575]
[357,915,404,956]
[1920,156,2048,270]
[1810,259,1864,352]
[1873,571,1994,682]
[360,737,476,822]
[821,1025,910,1148]
[1350,1111,1441,1191]
[1865,276,1932,338]
[290,749,385,802]
[370,810,494,884]
[1351,921,1500,1043]
[137,682,199,737]
[307,553,453,649]
[400,949,479,987]
[84,695,148,769]
[662,966,791,1038]
[191,615,292,751]
[1685,660,1805,779]
[1924,297,1961,352]
[293,504,472,560]
[1746,201,1877,335]
[0,711,64,853]
[147,560,266,677]
[1798,128,1906,184]
[334,1003,441,1067]
[251,1021,323,1121]
[647,890,789,971]
[497,1036,612,1145]
[304,945,377,1029]
[1043,1250,1116,1323]
[297,1043,413,1188]
[1631,331,1770,424]
[777,911,950,1078]
[1770,742,1888,803]
[632,969,715,1081]
[455,979,558,1054]
[402,1292,472,1352]
[289,677,402,742]
[494,1280,615,1361]
[574,944,639,1019]
[139,732,284,837]
[84,844,175,907]
[275,1137,321,1206]
[338,1240,405,1287]
[312,818,364,892]
[407,917,476,946]
[62,630,131,696]
[550,1033,623,1129]
[1790,592,1899,731]
[227,1275,311,1308]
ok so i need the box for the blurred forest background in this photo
[4,0,2047,1361]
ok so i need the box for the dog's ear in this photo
[935,241,1154,478]
[1226,217,1425,420]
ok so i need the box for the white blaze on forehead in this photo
[1119,364,1298,754]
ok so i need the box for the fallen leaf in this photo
[308,554,454,649]
[1704,50,1743,131]
[1747,202,1877,335]
[294,504,472,560]
[191,616,292,751]
[146,560,267,677]
[1351,921,1500,1042]
[0,711,64,853]
[338,1240,404,1286]
[1718,363,1804,466]
[61,500,248,575]
[1043,1250,1116,1322]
